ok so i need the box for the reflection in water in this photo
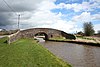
[37,38,100,67]
[0,35,7,38]
[34,37,45,42]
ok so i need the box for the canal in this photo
[37,38,100,67]
[0,35,7,38]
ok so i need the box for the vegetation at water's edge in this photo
[0,37,71,67]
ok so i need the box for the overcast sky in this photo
[0,0,100,33]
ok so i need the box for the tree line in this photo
[77,22,100,36]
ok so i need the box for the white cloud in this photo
[57,1,99,12]
[71,12,100,33]
[72,12,100,23]
[36,0,57,11]
[92,13,100,20]
[25,10,76,33]
[16,0,77,33]
[0,29,2,31]
[92,0,100,3]
[27,10,59,24]
[0,0,99,33]
[94,24,100,33]
[72,12,91,22]
[35,20,77,33]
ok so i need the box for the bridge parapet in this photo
[7,31,21,44]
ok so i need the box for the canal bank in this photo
[47,39,100,47]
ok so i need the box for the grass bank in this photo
[0,37,71,67]
[49,36,100,47]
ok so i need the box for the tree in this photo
[83,22,95,36]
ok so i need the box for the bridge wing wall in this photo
[61,31,76,39]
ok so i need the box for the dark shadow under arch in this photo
[34,32,48,40]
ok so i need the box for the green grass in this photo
[0,37,71,67]
[76,36,96,40]
[50,37,65,40]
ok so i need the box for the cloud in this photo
[0,0,57,26]
[0,0,43,12]
[56,1,100,12]
[57,3,84,12]
[36,0,57,11]
[0,12,16,25]
[0,0,77,33]
[0,0,44,26]
[23,10,76,33]
[93,0,100,3]
[19,1,77,33]
[35,20,77,33]
[72,12,100,22]
[0,0,99,33]
[71,12,100,33]
[94,24,100,33]
[92,13,100,20]
[72,12,91,22]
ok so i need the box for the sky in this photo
[0,0,100,33]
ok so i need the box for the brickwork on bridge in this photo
[7,28,76,44]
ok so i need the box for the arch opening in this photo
[34,32,48,40]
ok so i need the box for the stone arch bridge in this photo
[8,28,76,44]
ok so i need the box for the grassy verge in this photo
[49,36,100,46]
[76,36,96,40]
[0,37,71,67]
[50,37,71,41]
[50,37,64,40]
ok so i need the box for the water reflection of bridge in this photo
[34,36,45,38]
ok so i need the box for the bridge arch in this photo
[34,32,48,40]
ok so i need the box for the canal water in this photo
[0,35,7,38]
[37,38,100,67]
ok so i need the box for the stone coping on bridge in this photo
[8,31,20,38]
[7,30,20,44]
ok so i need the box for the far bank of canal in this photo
[37,38,100,67]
